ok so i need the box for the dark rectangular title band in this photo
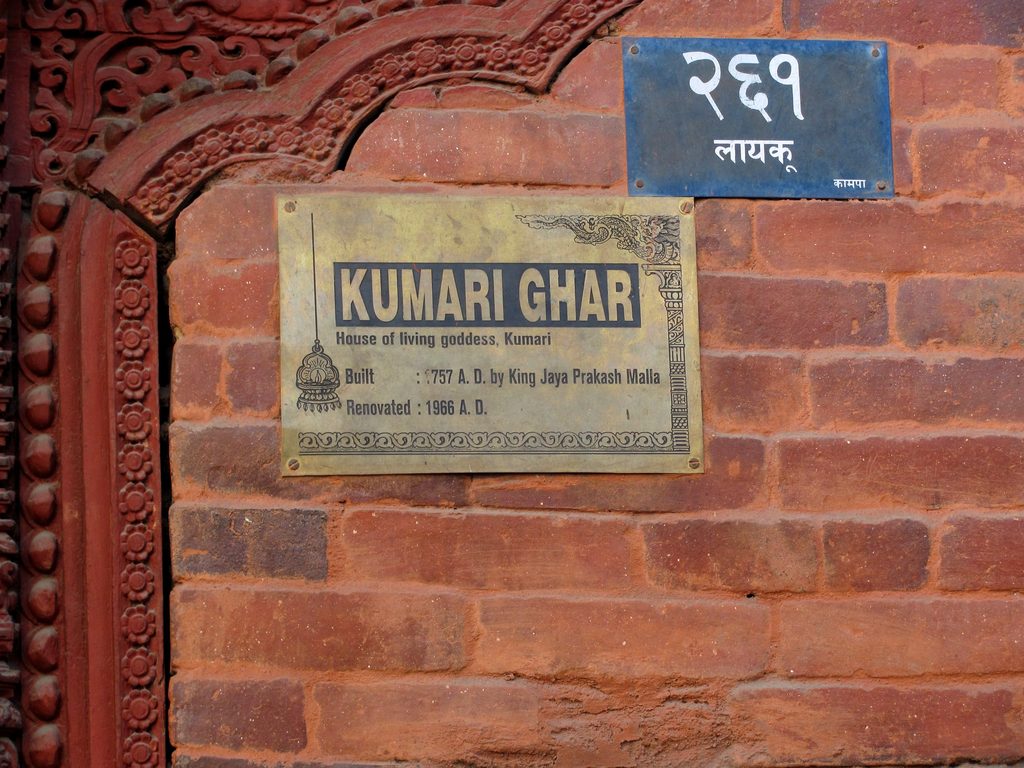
[333,262,642,327]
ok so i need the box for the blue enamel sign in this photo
[623,38,894,199]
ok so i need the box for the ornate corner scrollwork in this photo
[517,214,681,264]
[28,0,639,228]
[518,214,691,452]
[128,0,626,224]
[28,31,284,183]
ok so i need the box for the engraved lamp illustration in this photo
[296,214,341,412]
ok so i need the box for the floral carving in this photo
[114,282,151,317]
[118,446,154,482]
[118,483,156,522]
[28,30,281,182]
[120,525,155,562]
[114,238,152,277]
[123,732,160,768]
[170,0,345,37]
[122,606,158,645]
[122,690,160,731]
[121,565,155,602]
[116,363,152,401]
[117,404,154,442]
[115,321,152,360]
[14,2,644,766]
[121,648,158,687]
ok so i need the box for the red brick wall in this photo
[167,1,1024,765]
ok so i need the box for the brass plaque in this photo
[278,193,703,474]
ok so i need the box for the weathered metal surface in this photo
[278,194,704,474]
[623,37,894,199]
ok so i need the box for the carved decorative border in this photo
[519,214,692,451]
[112,227,164,768]
[0,3,21,761]
[7,0,645,764]
[300,430,677,453]
[18,190,64,768]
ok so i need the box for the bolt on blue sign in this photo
[623,38,894,199]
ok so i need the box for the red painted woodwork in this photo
[3,0,641,764]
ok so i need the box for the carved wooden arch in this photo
[9,0,641,765]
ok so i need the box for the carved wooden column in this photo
[6,0,643,763]
[0,3,21,760]
[18,192,164,768]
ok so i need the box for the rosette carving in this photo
[111,229,164,768]
[12,0,646,765]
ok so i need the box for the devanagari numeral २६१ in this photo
[683,51,804,123]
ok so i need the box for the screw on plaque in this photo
[876,181,888,191]
[688,458,701,470]
[871,47,880,57]
[629,44,639,55]
[284,201,296,212]
[634,179,645,189]
[287,459,300,470]
[679,201,694,215]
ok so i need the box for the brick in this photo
[892,122,914,193]
[699,275,888,349]
[171,339,222,418]
[391,83,535,110]
[898,277,1024,351]
[225,339,279,415]
[1008,54,1024,117]
[169,421,469,506]
[172,585,466,672]
[695,199,753,270]
[541,684,730,767]
[168,259,277,336]
[643,519,817,593]
[918,123,1024,197]
[891,49,1001,118]
[757,200,1024,275]
[729,683,1024,766]
[175,759,386,768]
[810,356,1024,426]
[471,436,765,512]
[347,108,624,186]
[171,677,306,752]
[797,0,1023,45]
[170,504,245,578]
[551,38,623,111]
[170,504,327,580]
[778,598,1024,676]
[823,519,929,591]
[313,680,543,761]
[177,184,279,261]
[622,0,776,35]
[389,85,440,109]
[701,353,806,432]
[476,596,770,679]
[780,434,1024,510]
[940,515,1024,589]
[435,83,534,110]
[341,508,635,590]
